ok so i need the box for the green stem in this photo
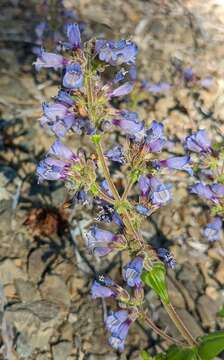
[85,63,197,348]
[122,177,134,201]
[163,302,198,347]
[95,142,121,202]
[143,314,184,346]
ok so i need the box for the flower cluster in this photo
[184,129,223,242]
[91,256,144,351]
[34,23,199,352]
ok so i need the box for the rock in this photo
[14,279,41,302]
[197,295,219,329]
[39,275,71,308]
[52,341,72,360]
[28,246,54,283]
[158,308,203,339]
[205,286,220,301]
[215,263,224,285]
[167,278,185,308]
[0,259,27,285]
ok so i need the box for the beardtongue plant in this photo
[35,23,224,359]
[184,130,224,246]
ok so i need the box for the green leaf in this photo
[198,331,224,360]
[217,305,224,317]
[140,350,166,360]
[141,263,170,304]
[166,346,197,360]
[140,350,152,360]
[91,134,101,145]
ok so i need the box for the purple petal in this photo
[110,82,133,97]
[122,256,144,287]
[203,217,222,242]
[63,63,83,89]
[67,23,81,48]
[191,183,214,200]
[34,51,64,71]
[91,281,115,298]
[48,139,76,160]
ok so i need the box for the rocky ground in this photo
[0,0,224,359]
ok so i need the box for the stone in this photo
[28,246,54,283]
[215,263,224,285]
[197,295,219,329]
[158,308,203,339]
[52,341,72,360]
[0,259,27,285]
[167,278,185,308]
[14,279,41,302]
[39,275,71,308]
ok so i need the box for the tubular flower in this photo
[91,278,117,299]
[34,50,65,71]
[190,183,216,202]
[95,39,138,66]
[139,175,172,206]
[40,102,76,137]
[203,217,222,242]
[112,111,145,142]
[37,140,78,182]
[159,155,192,175]
[185,130,211,153]
[66,23,81,49]
[106,310,132,352]
[86,226,126,256]
[157,248,176,269]
[144,121,166,153]
[122,256,144,287]
[63,63,83,89]
[104,145,125,164]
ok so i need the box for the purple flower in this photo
[48,139,76,160]
[211,183,224,198]
[34,50,65,71]
[183,67,194,82]
[66,23,81,49]
[63,63,83,89]
[55,90,74,106]
[185,130,211,153]
[86,226,125,256]
[203,217,222,242]
[122,256,144,287]
[151,183,172,205]
[91,280,116,299]
[146,82,171,94]
[100,180,114,198]
[191,183,215,201]
[200,77,213,88]
[157,248,176,269]
[42,102,68,121]
[138,175,152,197]
[135,204,151,216]
[40,102,77,137]
[110,82,133,97]
[37,157,69,181]
[113,69,127,83]
[139,176,172,205]
[106,310,132,352]
[95,39,137,66]
[144,121,166,152]
[159,156,192,175]
[105,145,125,164]
[96,204,123,227]
[112,111,145,142]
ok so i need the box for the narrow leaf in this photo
[141,263,170,304]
